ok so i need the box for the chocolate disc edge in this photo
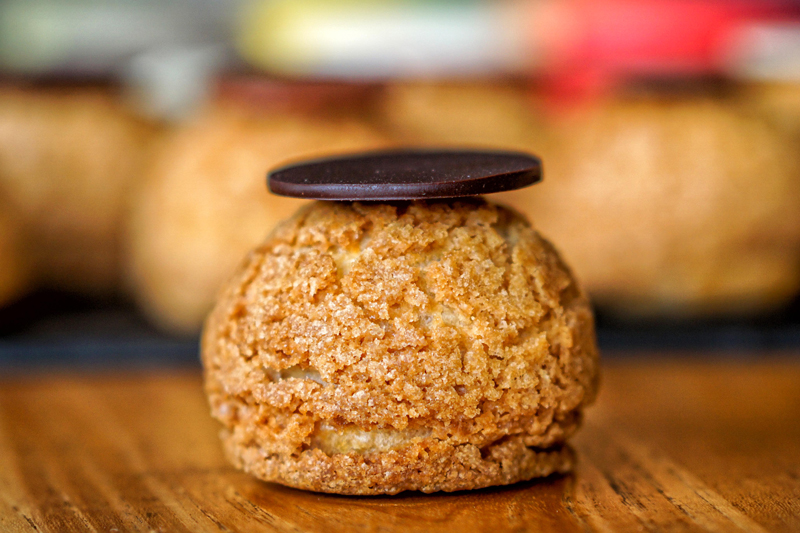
[269,169,540,200]
[267,148,542,201]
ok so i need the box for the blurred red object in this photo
[537,0,800,100]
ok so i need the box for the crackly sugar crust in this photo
[202,199,599,495]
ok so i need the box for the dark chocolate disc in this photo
[267,149,541,200]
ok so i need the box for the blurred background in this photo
[1,0,799,371]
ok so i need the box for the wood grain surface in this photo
[1,355,799,532]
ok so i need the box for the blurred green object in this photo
[0,0,236,74]
[0,0,239,119]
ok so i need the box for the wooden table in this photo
[1,355,799,532]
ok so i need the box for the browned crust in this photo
[227,436,575,495]
[202,199,599,494]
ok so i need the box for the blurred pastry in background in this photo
[0,201,29,306]
[0,84,158,294]
[127,80,389,333]
[376,81,546,150]
[739,81,800,134]
[499,95,800,317]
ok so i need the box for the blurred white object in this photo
[123,45,233,121]
[238,0,531,79]
[728,23,800,81]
